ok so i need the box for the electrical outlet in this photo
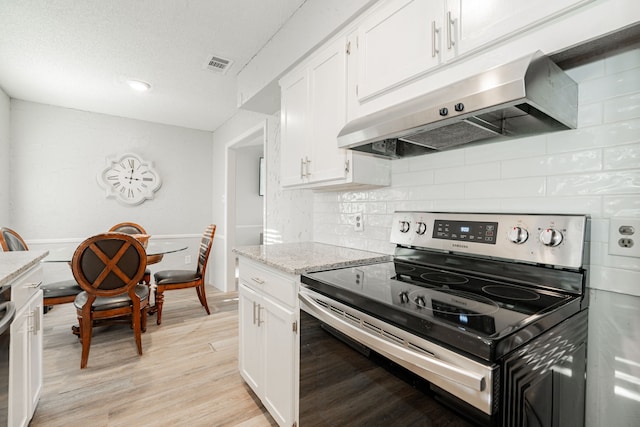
[608,218,640,258]
[354,212,364,232]
[185,255,192,264]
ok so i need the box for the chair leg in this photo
[80,314,92,369]
[141,304,148,333]
[196,283,210,315]
[155,289,164,325]
[132,301,143,356]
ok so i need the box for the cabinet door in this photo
[9,306,29,427]
[28,292,43,414]
[238,283,263,394]
[446,0,595,56]
[261,294,297,427]
[280,71,309,187]
[307,38,349,184]
[357,0,444,101]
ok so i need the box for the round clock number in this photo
[98,153,161,205]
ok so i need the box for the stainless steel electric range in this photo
[299,212,589,427]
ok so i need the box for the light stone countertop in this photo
[233,242,391,275]
[0,250,49,288]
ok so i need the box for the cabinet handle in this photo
[257,304,263,326]
[305,156,311,177]
[431,21,440,58]
[27,281,42,289]
[251,277,265,285]
[446,11,455,50]
[300,158,305,179]
[252,301,257,325]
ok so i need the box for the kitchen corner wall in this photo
[0,88,10,225]
[313,46,640,297]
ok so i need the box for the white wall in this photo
[0,88,10,225]
[235,145,263,246]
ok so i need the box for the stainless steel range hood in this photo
[338,51,578,158]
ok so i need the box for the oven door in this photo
[299,288,496,425]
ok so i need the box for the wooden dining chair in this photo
[108,222,160,285]
[72,232,149,368]
[0,227,29,251]
[152,224,216,325]
[1,227,83,308]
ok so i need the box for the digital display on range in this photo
[432,219,499,244]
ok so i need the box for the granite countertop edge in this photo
[0,250,49,288]
[233,242,392,275]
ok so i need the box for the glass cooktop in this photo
[301,260,580,361]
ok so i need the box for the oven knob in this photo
[399,221,411,233]
[539,228,564,247]
[416,222,427,235]
[399,291,409,303]
[508,226,529,244]
[414,295,426,308]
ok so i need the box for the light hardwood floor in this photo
[31,287,277,427]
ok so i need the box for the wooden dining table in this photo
[42,240,188,264]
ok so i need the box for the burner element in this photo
[420,272,469,285]
[482,285,541,301]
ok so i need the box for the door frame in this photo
[224,120,267,291]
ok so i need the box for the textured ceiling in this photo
[0,0,307,131]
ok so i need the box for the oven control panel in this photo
[390,212,588,269]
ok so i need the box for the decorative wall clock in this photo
[98,153,161,205]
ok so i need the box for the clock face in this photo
[98,154,161,205]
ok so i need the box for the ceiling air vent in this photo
[204,55,233,74]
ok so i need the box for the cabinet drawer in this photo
[239,259,298,308]
[11,266,43,311]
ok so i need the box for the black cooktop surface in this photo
[301,260,582,361]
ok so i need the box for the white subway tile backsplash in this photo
[434,162,500,183]
[604,93,640,122]
[565,58,605,82]
[591,241,640,271]
[408,149,464,170]
[498,197,602,216]
[547,171,640,196]
[580,68,640,104]
[603,195,640,217]
[393,170,434,187]
[588,265,640,296]
[605,48,640,75]
[434,199,501,212]
[391,200,435,212]
[547,119,640,153]
[465,177,546,199]
[463,135,546,164]
[577,102,604,128]
[410,183,466,200]
[501,150,602,179]
[604,142,640,170]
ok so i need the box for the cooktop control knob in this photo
[399,221,411,233]
[399,291,409,303]
[416,222,427,235]
[414,295,426,308]
[539,228,564,247]
[508,226,529,244]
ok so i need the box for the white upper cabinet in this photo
[280,36,390,190]
[445,0,596,57]
[356,0,445,101]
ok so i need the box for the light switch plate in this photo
[608,218,640,258]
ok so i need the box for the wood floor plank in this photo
[30,287,277,427]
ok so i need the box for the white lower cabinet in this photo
[9,265,43,427]
[238,258,298,427]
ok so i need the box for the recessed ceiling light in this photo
[126,79,151,92]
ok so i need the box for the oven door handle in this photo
[299,291,486,392]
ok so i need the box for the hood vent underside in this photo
[338,51,578,159]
